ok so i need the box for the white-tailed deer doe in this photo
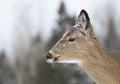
[46,9,120,84]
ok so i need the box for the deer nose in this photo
[46,52,53,59]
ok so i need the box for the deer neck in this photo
[80,45,116,84]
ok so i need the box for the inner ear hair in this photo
[74,9,93,36]
[80,9,90,23]
[75,9,90,27]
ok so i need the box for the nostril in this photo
[46,52,53,59]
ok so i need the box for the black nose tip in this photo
[46,52,53,59]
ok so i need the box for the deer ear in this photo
[76,9,91,35]
[76,9,90,27]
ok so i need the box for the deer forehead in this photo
[62,27,81,38]
[53,26,86,50]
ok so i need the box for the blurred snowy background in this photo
[0,0,120,84]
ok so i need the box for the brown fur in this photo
[47,9,120,84]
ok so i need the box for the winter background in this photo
[0,0,120,84]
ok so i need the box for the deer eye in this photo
[68,38,75,42]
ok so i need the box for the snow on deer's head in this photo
[46,9,98,65]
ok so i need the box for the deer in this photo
[46,9,120,84]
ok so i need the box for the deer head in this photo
[46,9,101,65]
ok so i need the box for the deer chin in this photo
[46,56,83,65]
[46,58,54,63]
[55,59,83,65]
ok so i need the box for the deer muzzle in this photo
[46,52,60,63]
[46,52,53,60]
